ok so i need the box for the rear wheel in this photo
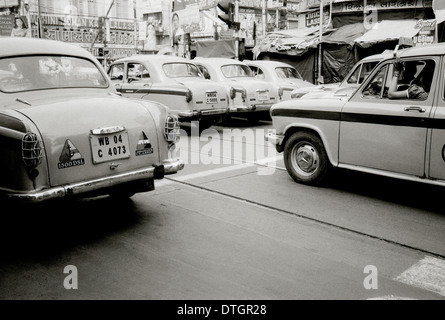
[284,132,330,186]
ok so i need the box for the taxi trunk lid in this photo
[14,93,161,187]
[176,78,228,112]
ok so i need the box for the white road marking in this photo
[395,256,445,297]
[368,295,416,300]
[156,155,284,187]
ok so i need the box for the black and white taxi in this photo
[267,44,445,187]
[0,37,183,202]
[193,57,277,122]
[108,55,229,131]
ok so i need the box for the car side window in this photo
[362,59,435,101]
[249,66,258,76]
[346,65,361,84]
[109,64,124,82]
[198,65,211,80]
[256,67,265,80]
[362,65,389,98]
[359,61,378,84]
[127,63,150,83]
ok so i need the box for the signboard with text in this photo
[0,14,13,36]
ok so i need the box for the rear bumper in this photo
[5,158,184,203]
[178,108,228,120]
[229,104,272,113]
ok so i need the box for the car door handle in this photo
[404,106,426,113]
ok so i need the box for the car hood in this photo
[300,85,358,100]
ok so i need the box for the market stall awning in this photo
[354,20,420,48]
[321,22,367,47]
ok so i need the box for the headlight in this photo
[164,114,181,143]
[22,132,43,168]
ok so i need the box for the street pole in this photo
[318,0,323,84]
[133,0,137,51]
[235,0,239,60]
[90,0,114,51]
[262,0,266,38]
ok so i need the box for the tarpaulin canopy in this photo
[195,39,237,58]
[321,22,367,47]
[252,26,329,58]
[355,20,421,48]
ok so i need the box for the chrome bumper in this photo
[265,131,284,146]
[6,158,185,203]
[178,108,228,119]
[229,104,272,113]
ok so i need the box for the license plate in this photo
[257,91,269,101]
[90,131,131,164]
[206,92,218,104]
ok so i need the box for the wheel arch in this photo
[281,124,338,167]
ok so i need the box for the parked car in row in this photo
[108,55,229,131]
[0,37,184,202]
[193,57,277,122]
[290,50,392,99]
[244,59,314,101]
[267,44,445,188]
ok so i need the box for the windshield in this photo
[0,55,107,93]
[162,62,202,78]
[275,67,302,80]
[221,64,253,78]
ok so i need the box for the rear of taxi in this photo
[194,57,277,120]
[0,38,183,203]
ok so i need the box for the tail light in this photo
[164,114,181,143]
[22,132,43,168]
[230,87,236,100]
[241,88,247,101]
[278,87,284,99]
[185,89,193,103]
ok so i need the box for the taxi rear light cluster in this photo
[230,87,247,101]
[278,87,284,99]
[22,132,43,168]
[230,87,236,100]
[164,114,181,143]
[185,89,193,103]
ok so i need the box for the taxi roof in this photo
[192,57,248,67]
[115,54,193,64]
[0,37,95,59]
[243,60,294,68]
[397,43,445,58]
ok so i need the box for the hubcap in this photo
[291,143,319,176]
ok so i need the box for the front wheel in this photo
[284,132,331,186]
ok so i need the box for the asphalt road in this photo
[0,119,444,301]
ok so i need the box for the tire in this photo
[284,132,331,186]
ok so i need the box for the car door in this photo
[338,57,438,177]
